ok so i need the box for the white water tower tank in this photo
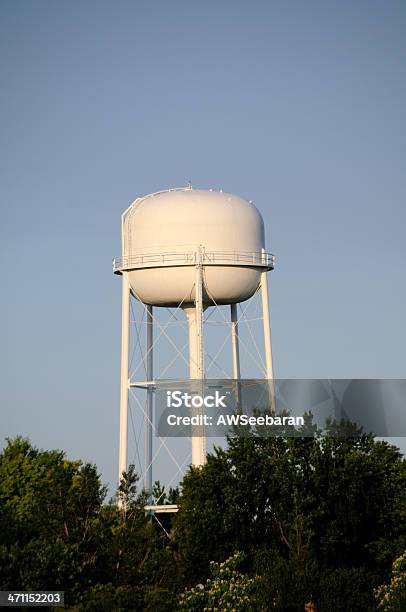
[115,187,272,306]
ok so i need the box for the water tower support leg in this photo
[118,272,130,489]
[145,305,153,499]
[231,303,241,409]
[184,257,206,467]
[194,259,204,381]
[260,271,276,413]
[230,303,241,380]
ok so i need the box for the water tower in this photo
[113,186,275,495]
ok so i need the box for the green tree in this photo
[152,480,179,505]
[173,419,406,608]
[375,550,406,612]
[0,440,179,609]
[179,552,262,611]
[73,465,180,609]
[3,429,405,610]
[0,437,106,600]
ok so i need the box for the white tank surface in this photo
[113,187,274,307]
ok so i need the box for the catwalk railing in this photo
[113,250,275,273]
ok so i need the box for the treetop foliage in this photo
[1,421,405,610]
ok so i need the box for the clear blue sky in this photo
[1,0,405,492]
